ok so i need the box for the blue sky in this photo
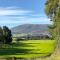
[0,0,51,28]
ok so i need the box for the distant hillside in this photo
[11,24,50,36]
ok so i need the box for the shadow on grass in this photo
[11,42,34,47]
[0,42,51,59]
[0,48,32,55]
[0,42,41,56]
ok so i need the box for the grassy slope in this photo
[0,40,56,58]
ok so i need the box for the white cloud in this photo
[0,16,51,28]
[30,14,45,17]
[0,17,51,24]
[0,7,19,10]
[0,7,32,16]
[0,7,51,28]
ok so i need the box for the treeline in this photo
[16,34,52,41]
[0,26,12,44]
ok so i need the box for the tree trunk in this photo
[12,57,16,60]
[47,36,60,60]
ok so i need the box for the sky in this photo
[0,0,51,28]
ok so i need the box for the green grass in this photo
[0,40,56,58]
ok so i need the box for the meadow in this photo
[0,40,56,59]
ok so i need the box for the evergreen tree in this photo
[3,26,12,44]
[0,27,3,43]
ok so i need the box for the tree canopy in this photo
[0,26,12,44]
[45,0,60,49]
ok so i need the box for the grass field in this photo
[0,40,56,59]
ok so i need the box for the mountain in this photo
[11,24,50,36]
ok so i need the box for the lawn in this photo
[0,40,56,59]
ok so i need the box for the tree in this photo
[45,0,60,59]
[48,25,56,40]
[0,27,3,43]
[3,26,12,44]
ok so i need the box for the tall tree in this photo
[45,0,60,59]
[3,26,12,44]
[45,0,60,48]
[45,2,60,60]
[0,27,3,43]
[45,0,60,60]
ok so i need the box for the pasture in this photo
[0,40,56,59]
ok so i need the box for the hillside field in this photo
[0,40,56,59]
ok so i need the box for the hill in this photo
[11,24,50,36]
